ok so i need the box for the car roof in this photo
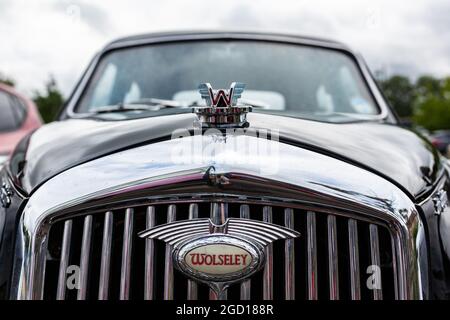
[0,83,29,105]
[0,82,17,95]
[102,30,354,54]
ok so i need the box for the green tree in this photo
[378,75,415,118]
[415,75,441,98]
[33,76,64,123]
[413,76,450,131]
[0,72,15,87]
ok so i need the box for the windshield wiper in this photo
[238,98,268,109]
[127,98,189,108]
[90,98,193,114]
[88,97,267,116]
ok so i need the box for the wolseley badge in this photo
[193,82,252,128]
[139,217,300,297]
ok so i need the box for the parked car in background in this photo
[0,83,42,165]
[430,130,450,156]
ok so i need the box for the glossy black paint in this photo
[8,112,442,200]
[416,174,450,299]
[0,168,25,299]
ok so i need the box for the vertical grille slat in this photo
[327,215,339,300]
[45,199,398,301]
[209,202,219,300]
[284,208,295,300]
[369,224,383,300]
[77,215,93,300]
[144,206,156,300]
[163,205,176,300]
[239,204,251,300]
[391,236,399,299]
[307,211,318,300]
[98,211,113,300]
[187,204,198,300]
[209,202,228,300]
[263,206,273,300]
[348,219,360,300]
[120,208,134,300]
[56,220,73,300]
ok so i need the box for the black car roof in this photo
[102,30,354,54]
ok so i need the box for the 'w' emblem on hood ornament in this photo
[193,82,252,128]
[198,82,246,108]
[139,217,300,298]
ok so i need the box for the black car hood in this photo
[9,112,441,199]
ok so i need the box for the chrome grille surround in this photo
[10,135,427,299]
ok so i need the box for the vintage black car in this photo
[1,31,449,300]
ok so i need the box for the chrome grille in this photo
[43,200,396,300]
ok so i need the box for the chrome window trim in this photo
[63,32,394,123]
[11,135,424,299]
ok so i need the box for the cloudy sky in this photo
[0,0,449,96]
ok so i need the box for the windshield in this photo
[77,40,380,120]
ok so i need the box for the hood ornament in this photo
[193,82,252,128]
[139,217,300,299]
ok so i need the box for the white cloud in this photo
[1,0,449,97]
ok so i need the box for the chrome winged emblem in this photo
[193,82,252,128]
[198,82,246,108]
[139,218,299,248]
[139,218,299,298]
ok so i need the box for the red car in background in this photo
[0,83,42,165]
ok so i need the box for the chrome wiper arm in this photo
[90,98,193,114]
[238,98,268,109]
[93,104,155,114]
[127,98,187,108]
[88,97,266,116]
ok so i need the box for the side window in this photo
[0,91,25,132]
[88,63,118,110]
[9,94,27,124]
